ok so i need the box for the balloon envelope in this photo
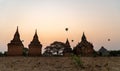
[71,40,74,42]
[65,28,68,31]
[108,39,110,41]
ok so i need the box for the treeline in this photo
[109,50,120,56]
[0,50,120,57]
[0,52,7,56]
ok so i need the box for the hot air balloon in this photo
[65,28,68,31]
[71,40,74,42]
[108,39,110,41]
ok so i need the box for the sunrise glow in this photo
[0,0,120,52]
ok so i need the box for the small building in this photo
[73,32,95,56]
[7,27,24,56]
[98,46,109,56]
[63,38,72,56]
[28,30,42,56]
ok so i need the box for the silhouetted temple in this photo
[63,38,72,56]
[98,46,109,56]
[7,26,95,57]
[28,30,42,56]
[7,27,24,56]
[73,32,95,56]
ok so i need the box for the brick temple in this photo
[63,38,72,56]
[7,27,24,56]
[7,27,95,56]
[28,30,42,56]
[73,32,95,56]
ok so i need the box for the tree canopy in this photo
[43,41,68,56]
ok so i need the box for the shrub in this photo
[71,54,83,67]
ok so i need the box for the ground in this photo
[0,57,119,71]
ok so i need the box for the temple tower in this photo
[63,38,72,56]
[7,26,24,56]
[73,32,95,56]
[28,30,42,56]
[82,32,87,41]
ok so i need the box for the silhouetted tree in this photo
[23,47,28,56]
[43,41,67,56]
[43,46,53,56]
[4,51,7,56]
[109,50,120,56]
[0,52,4,57]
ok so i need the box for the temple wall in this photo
[7,45,23,56]
[28,47,41,56]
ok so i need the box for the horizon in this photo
[0,0,120,52]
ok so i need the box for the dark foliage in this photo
[23,47,29,56]
[109,50,120,56]
[0,52,4,57]
[43,41,67,56]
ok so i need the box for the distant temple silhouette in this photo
[28,30,42,56]
[7,27,24,56]
[63,38,72,56]
[73,32,95,56]
[7,27,95,56]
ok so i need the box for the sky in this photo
[0,0,120,52]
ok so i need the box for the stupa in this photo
[73,32,95,56]
[7,27,24,56]
[28,30,42,56]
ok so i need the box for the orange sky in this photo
[0,0,120,52]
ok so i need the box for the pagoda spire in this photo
[82,32,87,41]
[33,29,38,41]
[12,26,21,41]
[65,38,71,48]
[15,26,19,35]
[16,26,18,32]
[30,29,41,45]
[35,29,37,35]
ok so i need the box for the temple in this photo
[63,38,72,56]
[73,32,95,56]
[7,26,24,56]
[28,30,42,56]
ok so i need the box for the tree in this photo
[0,52,4,57]
[109,50,120,56]
[23,47,29,56]
[43,41,66,56]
